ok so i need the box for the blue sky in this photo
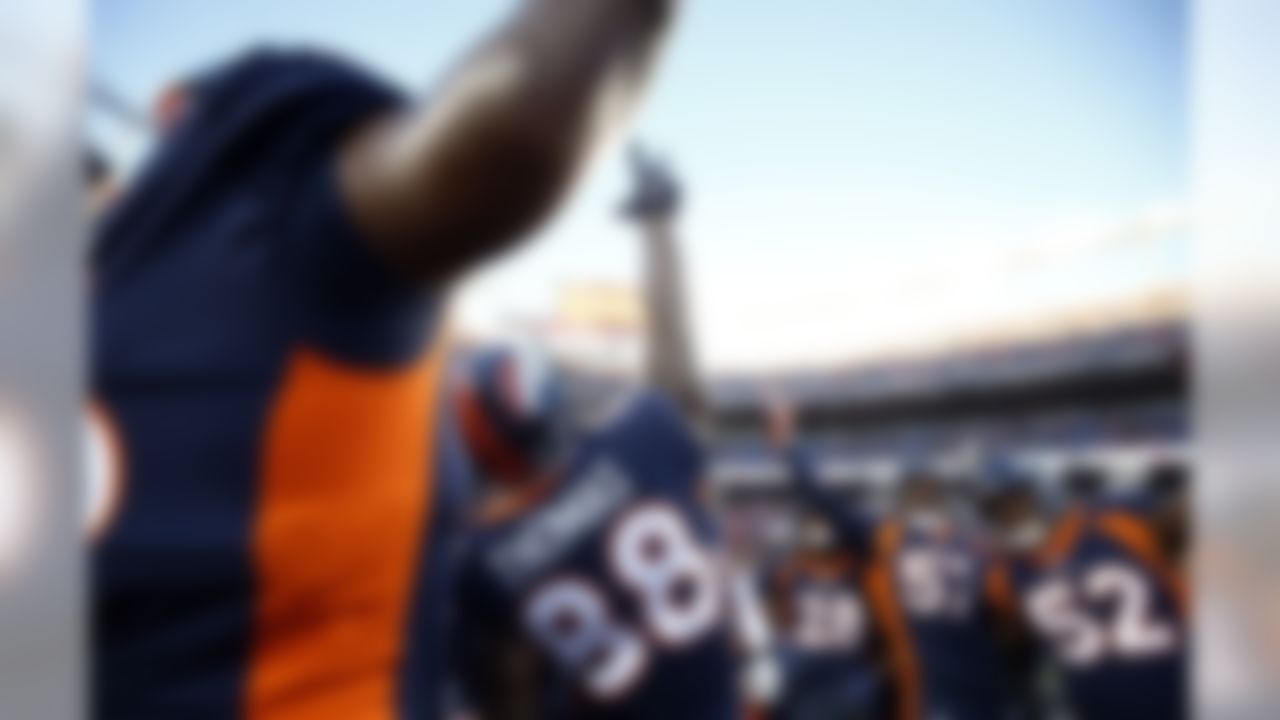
[93,0,1187,370]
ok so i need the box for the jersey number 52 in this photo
[1026,562,1178,668]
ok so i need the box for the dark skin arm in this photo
[341,0,679,285]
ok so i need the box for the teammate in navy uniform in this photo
[758,400,890,720]
[877,469,1020,720]
[91,2,681,718]
[454,389,736,719]
[983,463,1188,720]
[763,511,890,720]
[450,146,739,720]
[779,436,1020,720]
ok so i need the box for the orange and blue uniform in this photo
[453,392,741,720]
[787,451,1020,720]
[91,50,469,719]
[871,520,1019,720]
[765,552,888,720]
[990,507,1187,720]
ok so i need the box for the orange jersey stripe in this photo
[1036,507,1086,568]
[866,523,923,720]
[1097,511,1190,619]
[247,339,450,720]
[984,563,1016,620]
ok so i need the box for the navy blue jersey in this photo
[765,553,886,720]
[994,508,1187,720]
[91,49,466,719]
[787,450,1016,720]
[877,522,1016,720]
[455,392,740,720]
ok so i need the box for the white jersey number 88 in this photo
[524,503,723,701]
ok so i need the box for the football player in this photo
[91,2,681,718]
[753,396,889,720]
[983,462,1188,720]
[781,440,1022,720]
[449,146,741,719]
[763,510,888,720]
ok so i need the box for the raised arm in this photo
[765,394,876,559]
[622,145,708,427]
[786,444,877,560]
[341,0,679,284]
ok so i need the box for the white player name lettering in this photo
[490,458,635,588]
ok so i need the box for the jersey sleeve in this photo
[177,49,411,285]
[284,161,441,363]
[787,446,876,560]
[247,51,447,363]
[92,48,439,368]
[196,49,437,363]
